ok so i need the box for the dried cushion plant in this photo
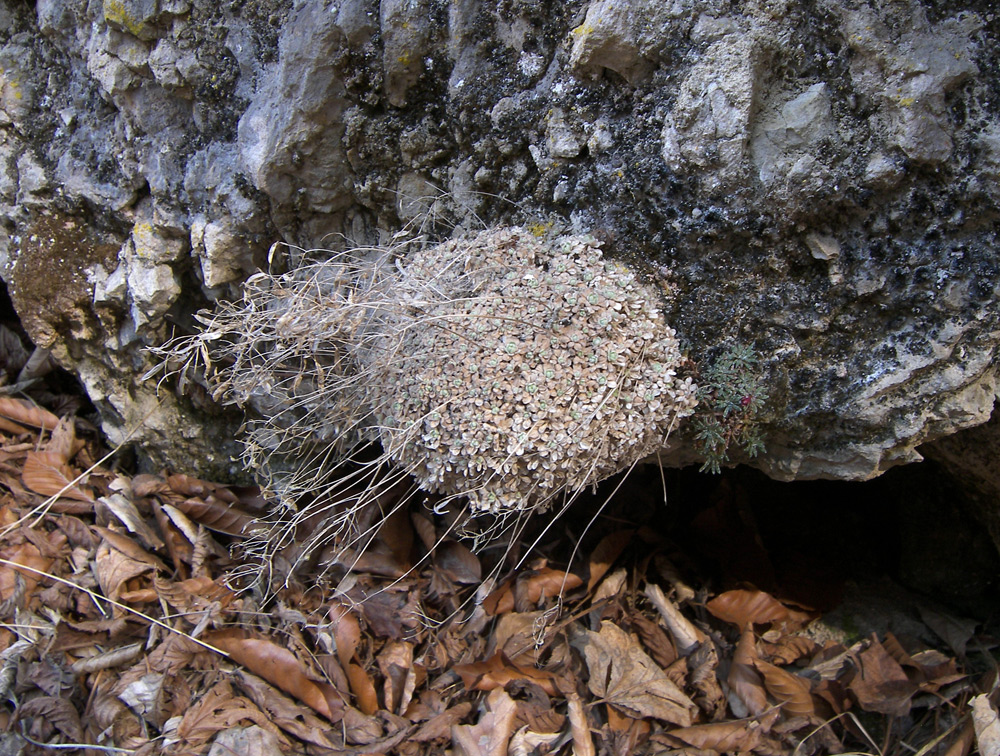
[152,228,697,570]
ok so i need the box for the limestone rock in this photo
[0,0,995,500]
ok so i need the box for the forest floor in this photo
[0,373,998,756]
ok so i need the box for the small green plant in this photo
[693,344,767,474]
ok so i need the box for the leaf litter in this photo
[0,390,993,755]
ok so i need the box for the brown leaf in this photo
[377,640,416,715]
[573,620,696,725]
[328,601,361,669]
[848,637,917,716]
[435,540,481,584]
[660,710,780,752]
[235,670,339,750]
[153,575,235,615]
[588,529,634,592]
[22,450,94,502]
[412,703,473,742]
[455,652,560,697]
[14,695,84,742]
[754,659,816,717]
[92,527,169,572]
[0,397,60,432]
[0,542,53,600]
[643,582,706,657]
[94,541,154,605]
[452,687,518,756]
[177,679,281,751]
[206,630,344,721]
[706,589,813,630]
[919,606,978,659]
[172,495,257,536]
[630,612,678,669]
[485,567,583,615]
[346,662,379,715]
[729,627,768,717]
[761,634,819,666]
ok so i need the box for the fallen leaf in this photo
[0,397,60,432]
[558,678,596,756]
[172,495,257,536]
[235,670,339,750]
[573,620,696,726]
[98,493,164,550]
[346,662,378,715]
[455,652,559,697]
[206,630,344,721]
[22,450,94,502]
[0,541,52,601]
[94,541,155,605]
[707,589,813,630]
[971,695,1000,756]
[14,695,84,742]
[435,540,481,584]
[377,640,416,714]
[848,637,917,717]
[659,709,780,752]
[485,566,583,615]
[729,627,768,717]
[206,725,286,756]
[754,659,816,717]
[643,582,705,656]
[919,607,978,659]
[588,530,634,591]
[412,703,473,742]
[761,634,819,666]
[452,687,518,756]
[178,679,281,752]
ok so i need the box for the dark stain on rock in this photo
[8,212,119,350]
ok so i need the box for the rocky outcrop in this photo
[0,0,997,486]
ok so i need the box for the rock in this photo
[0,0,997,511]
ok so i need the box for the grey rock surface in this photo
[0,0,997,490]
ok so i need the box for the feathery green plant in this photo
[693,344,767,474]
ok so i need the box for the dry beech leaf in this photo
[848,637,918,717]
[706,589,813,630]
[412,703,473,742]
[0,542,53,600]
[172,495,257,536]
[46,417,83,464]
[206,630,344,721]
[346,662,379,715]
[98,493,164,550]
[377,640,416,715]
[485,567,583,615]
[643,582,705,657]
[153,575,235,615]
[455,652,560,697]
[588,529,634,592]
[14,695,84,742]
[178,679,281,750]
[971,696,1000,756]
[92,527,169,572]
[661,709,780,752]
[452,687,518,756]
[0,397,60,432]
[328,601,362,669]
[22,450,94,502]
[754,659,816,717]
[94,541,155,605]
[235,670,339,750]
[729,627,768,717]
[761,634,819,666]
[435,540,481,584]
[573,620,696,726]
